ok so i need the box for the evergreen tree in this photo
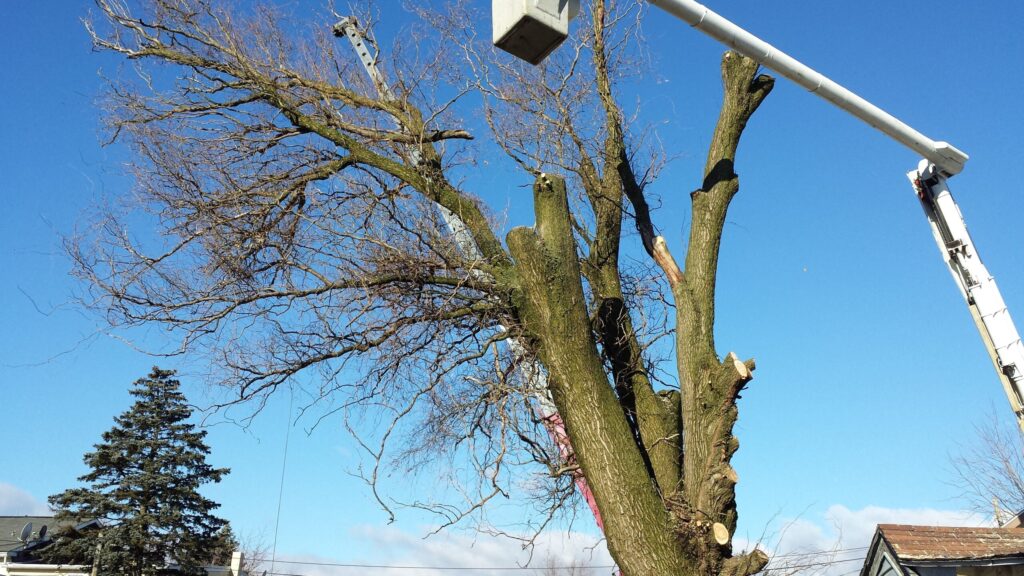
[205,524,240,566]
[45,368,229,576]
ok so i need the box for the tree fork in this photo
[507,174,686,576]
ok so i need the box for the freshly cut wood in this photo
[727,352,751,380]
[713,522,730,545]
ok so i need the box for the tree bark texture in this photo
[673,52,774,576]
[565,47,775,574]
[508,176,687,575]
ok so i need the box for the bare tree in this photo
[232,527,270,576]
[951,415,1024,522]
[75,0,774,574]
[543,556,599,576]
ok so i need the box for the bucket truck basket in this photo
[493,0,579,65]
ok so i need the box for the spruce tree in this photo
[45,368,229,575]
[205,524,241,566]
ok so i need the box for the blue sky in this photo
[2,1,1023,573]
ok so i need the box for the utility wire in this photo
[769,557,865,570]
[266,559,617,571]
[771,546,869,559]
[269,387,295,576]
[257,545,869,573]
[267,558,615,568]
[263,558,863,576]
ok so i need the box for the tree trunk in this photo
[674,52,774,576]
[508,175,688,575]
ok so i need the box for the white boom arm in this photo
[910,162,1024,423]
[647,0,968,176]
[333,18,495,284]
[492,0,1024,428]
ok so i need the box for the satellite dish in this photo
[38,525,48,540]
[19,522,32,543]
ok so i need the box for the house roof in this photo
[879,523,1024,563]
[0,516,53,553]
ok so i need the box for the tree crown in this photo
[46,367,229,576]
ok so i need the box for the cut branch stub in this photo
[726,352,751,381]
[653,236,684,288]
[712,522,730,546]
[722,549,770,576]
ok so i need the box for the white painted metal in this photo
[333,18,394,100]
[492,0,967,173]
[645,1,1024,428]
[493,0,580,65]
[909,161,1024,425]
[647,0,968,176]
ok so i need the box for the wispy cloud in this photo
[267,525,613,576]
[257,505,986,576]
[737,505,987,576]
[0,483,49,515]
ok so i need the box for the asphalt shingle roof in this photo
[880,524,1024,562]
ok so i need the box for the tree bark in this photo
[508,175,687,575]
[511,52,775,576]
[585,0,684,498]
[674,52,774,576]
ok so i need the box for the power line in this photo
[266,558,616,571]
[771,546,869,559]
[768,557,865,570]
[255,545,868,574]
[262,561,865,576]
[269,559,618,570]
[269,387,295,575]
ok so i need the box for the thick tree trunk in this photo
[585,0,685,499]
[508,175,688,575]
[508,52,775,576]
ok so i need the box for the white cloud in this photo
[736,505,987,576]
[269,525,613,576]
[0,483,49,515]
[264,506,986,576]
